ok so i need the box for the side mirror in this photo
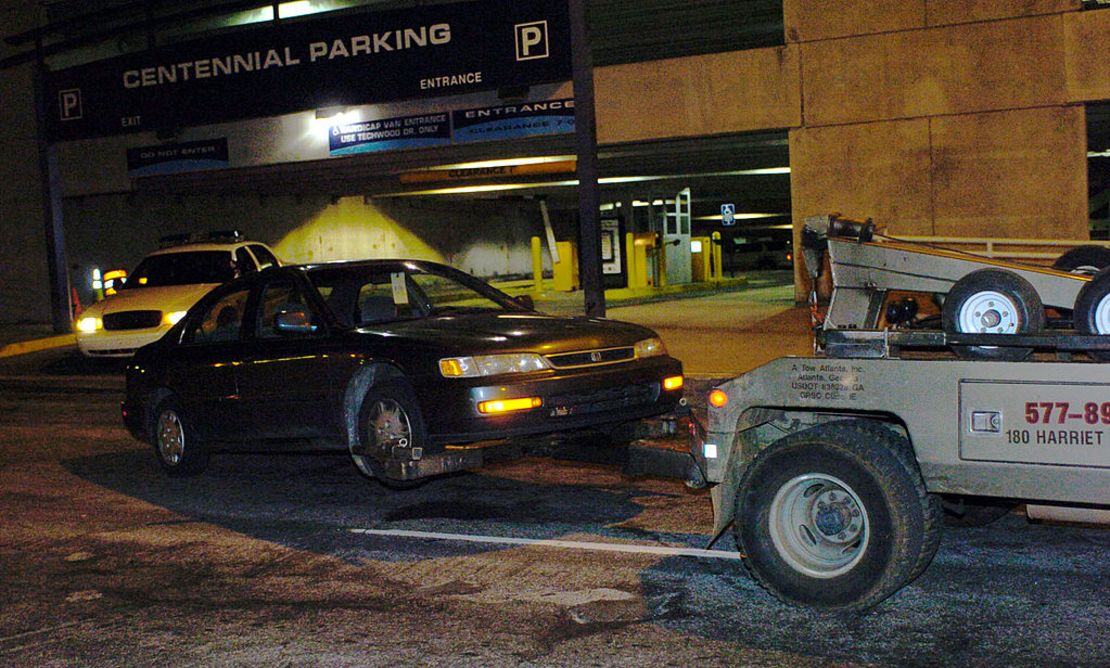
[514,294,535,310]
[274,306,316,335]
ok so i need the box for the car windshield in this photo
[123,251,236,288]
[307,262,525,327]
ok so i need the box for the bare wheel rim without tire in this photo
[768,472,870,578]
[956,290,1020,335]
[367,399,412,452]
[156,409,185,466]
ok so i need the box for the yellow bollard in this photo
[531,236,543,294]
[711,231,723,282]
[552,241,579,291]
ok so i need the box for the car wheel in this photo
[1052,245,1110,276]
[1072,267,1110,361]
[734,421,939,612]
[356,381,428,490]
[152,397,209,477]
[941,268,1044,361]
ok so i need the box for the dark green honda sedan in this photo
[122,259,684,486]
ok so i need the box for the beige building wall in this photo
[785,0,1098,298]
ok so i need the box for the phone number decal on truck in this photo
[961,381,1110,467]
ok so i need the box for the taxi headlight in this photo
[633,337,667,358]
[76,317,101,333]
[164,311,187,326]
[439,353,552,378]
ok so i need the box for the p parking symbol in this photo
[515,21,549,61]
[58,89,83,121]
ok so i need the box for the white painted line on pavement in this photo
[350,528,744,560]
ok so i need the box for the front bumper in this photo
[77,327,170,358]
[417,356,684,445]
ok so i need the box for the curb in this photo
[0,334,76,358]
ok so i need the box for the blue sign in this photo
[452,99,575,143]
[721,203,736,226]
[46,0,572,141]
[126,138,229,177]
[329,113,451,155]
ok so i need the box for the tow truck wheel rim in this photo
[768,472,870,578]
[156,409,185,466]
[1094,293,1110,334]
[957,290,1019,335]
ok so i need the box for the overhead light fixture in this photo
[694,213,788,221]
[315,106,346,119]
[379,166,792,198]
[417,155,577,171]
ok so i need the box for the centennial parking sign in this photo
[45,0,571,141]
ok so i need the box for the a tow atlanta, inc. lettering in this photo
[122,23,451,89]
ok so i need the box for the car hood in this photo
[81,284,218,317]
[354,312,659,356]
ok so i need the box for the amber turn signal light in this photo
[477,397,542,414]
[663,375,684,391]
[708,389,729,408]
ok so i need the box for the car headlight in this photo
[164,311,187,326]
[633,337,667,358]
[76,317,102,333]
[439,353,552,378]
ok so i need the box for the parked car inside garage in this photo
[121,259,685,486]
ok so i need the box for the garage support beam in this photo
[32,57,72,334]
[569,0,605,318]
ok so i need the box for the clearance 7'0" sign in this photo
[46,0,570,142]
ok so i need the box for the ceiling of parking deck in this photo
[132,130,793,225]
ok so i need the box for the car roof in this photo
[144,240,268,257]
[295,258,456,273]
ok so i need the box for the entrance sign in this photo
[46,0,571,141]
[452,98,575,143]
[329,113,450,155]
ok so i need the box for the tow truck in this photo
[689,214,1110,612]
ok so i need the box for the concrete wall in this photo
[0,2,51,323]
[62,193,555,308]
[784,0,1099,297]
[594,47,800,144]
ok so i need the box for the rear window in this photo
[124,251,235,288]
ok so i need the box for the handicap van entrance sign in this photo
[721,203,735,226]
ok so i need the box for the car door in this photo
[235,273,341,440]
[166,285,252,442]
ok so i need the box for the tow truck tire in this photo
[1053,245,1110,276]
[941,269,1044,361]
[1073,268,1110,361]
[734,422,938,612]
